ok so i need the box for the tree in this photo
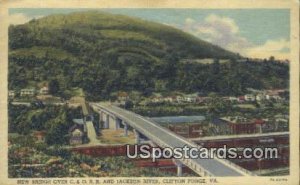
[269,56,275,62]
[49,79,60,95]
[212,58,220,75]
[45,114,68,145]
[207,92,232,114]
[124,100,134,110]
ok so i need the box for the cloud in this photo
[178,14,290,60]
[9,13,42,25]
[182,14,251,51]
[185,17,195,25]
[245,38,290,60]
[204,14,239,34]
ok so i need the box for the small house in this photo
[70,129,84,145]
[117,91,129,101]
[229,97,238,102]
[39,86,49,95]
[255,94,265,101]
[20,88,36,97]
[176,95,184,103]
[184,95,197,103]
[238,96,245,103]
[163,96,174,103]
[8,90,15,99]
[69,119,87,145]
[244,94,255,101]
[33,131,46,142]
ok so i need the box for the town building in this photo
[255,94,265,101]
[168,124,204,138]
[176,95,184,103]
[20,88,36,97]
[265,89,286,101]
[238,96,245,103]
[33,131,46,142]
[117,91,129,102]
[210,118,232,135]
[151,95,164,103]
[163,96,174,103]
[211,117,265,135]
[244,94,256,102]
[69,119,87,145]
[184,95,197,103]
[8,90,15,99]
[265,93,281,101]
[39,86,49,95]
[228,96,238,102]
[274,114,289,131]
[70,129,84,145]
[222,117,265,134]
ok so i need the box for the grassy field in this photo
[235,104,256,109]
[97,129,136,145]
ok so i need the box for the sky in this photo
[9,8,290,60]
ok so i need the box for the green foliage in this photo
[8,11,288,100]
[8,140,177,178]
[124,100,134,109]
[48,79,60,95]
[8,104,82,145]
[207,93,233,114]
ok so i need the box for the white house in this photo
[255,94,265,101]
[176,96,184,103]
[163,96,174,103]
[70,129,84,145]
[229,96,238,102]
[266,93,282,101]
[184,95,197,103]
[39,86,49,95]
[8,90,15,99]
[20,88,36,97]
[244,94,255,101]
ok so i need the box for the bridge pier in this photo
[123,121,128,136]
[134,129,141,144]
[98,111,103,130]
[108,115,122,130]
[115,118,122,130]
[257,124,263,133]
[104,113,109,129]
[109,116,115,129]
[173,159,183,177]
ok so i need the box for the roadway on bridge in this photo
[92,103,251,176]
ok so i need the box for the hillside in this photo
[8,11,289,100]
[9,11,237,58]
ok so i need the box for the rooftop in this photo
[73,118,85,125]
[151,116,206,124]
[221,116,250,124]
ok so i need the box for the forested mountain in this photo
[8,11,289,100]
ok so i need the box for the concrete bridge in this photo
[90,102,254,177]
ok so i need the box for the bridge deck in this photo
[92,103,252,176]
